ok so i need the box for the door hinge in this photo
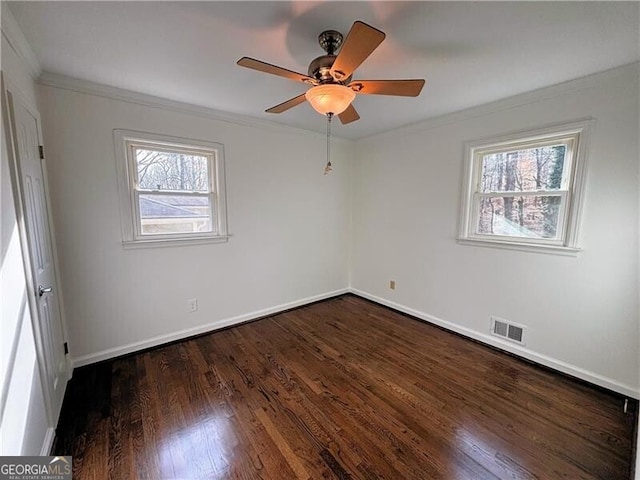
[38,145,44,160]
[63,342,68,355]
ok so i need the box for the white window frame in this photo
[458,119,593,255]
[114,130,229,248]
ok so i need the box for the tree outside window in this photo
[458,120,591,254]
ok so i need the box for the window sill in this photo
[457,237,581,256]
[122,235,231,249]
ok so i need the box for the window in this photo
[458,120,591,254]
[114,130,228,247]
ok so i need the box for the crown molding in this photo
[1,5,41,79]
[360,62,640,142]
[37,71,354,143]
[33,58,638,144]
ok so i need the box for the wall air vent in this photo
[491,317,525,345]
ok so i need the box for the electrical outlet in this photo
[187,298,198,313]
[389,280,396,290]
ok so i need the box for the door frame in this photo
[1,73,71,431]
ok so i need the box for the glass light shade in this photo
[305,84,356,115]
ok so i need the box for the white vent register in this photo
[491,317,525,345]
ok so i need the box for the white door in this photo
[9,92,68,421]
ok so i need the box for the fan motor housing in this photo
[308,55,352,84]
[309,29,352,85]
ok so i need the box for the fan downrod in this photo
[318,30,343,55]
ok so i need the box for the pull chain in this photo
[324,113,333,175]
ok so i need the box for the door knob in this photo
[38,285,53,297]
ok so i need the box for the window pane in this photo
[138,194,213,235]
[480,145,566,193]
[135,148,210,192]
[477,195,561,239]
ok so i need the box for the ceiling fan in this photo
[237,21,426,124]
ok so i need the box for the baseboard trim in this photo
[71,288,349,368]
[350,288,640,399]
[39,427,55,456]
[71,286,638,399]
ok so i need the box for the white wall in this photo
[38,83,352,365]
[0,11,50,454]
[351,64,640,397]
[636,62,640,479]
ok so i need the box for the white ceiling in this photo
[7,1,640,139]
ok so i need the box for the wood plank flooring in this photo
[53,295,637,479]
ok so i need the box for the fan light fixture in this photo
[305,84,356,115]
[237,20,426,174]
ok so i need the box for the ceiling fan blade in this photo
[237,57,315,84]
[265,94,307,114]
[338,104,360,124]
[330,21,385,81]
[350,79,426,97]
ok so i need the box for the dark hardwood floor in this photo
[54,295,637,479]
